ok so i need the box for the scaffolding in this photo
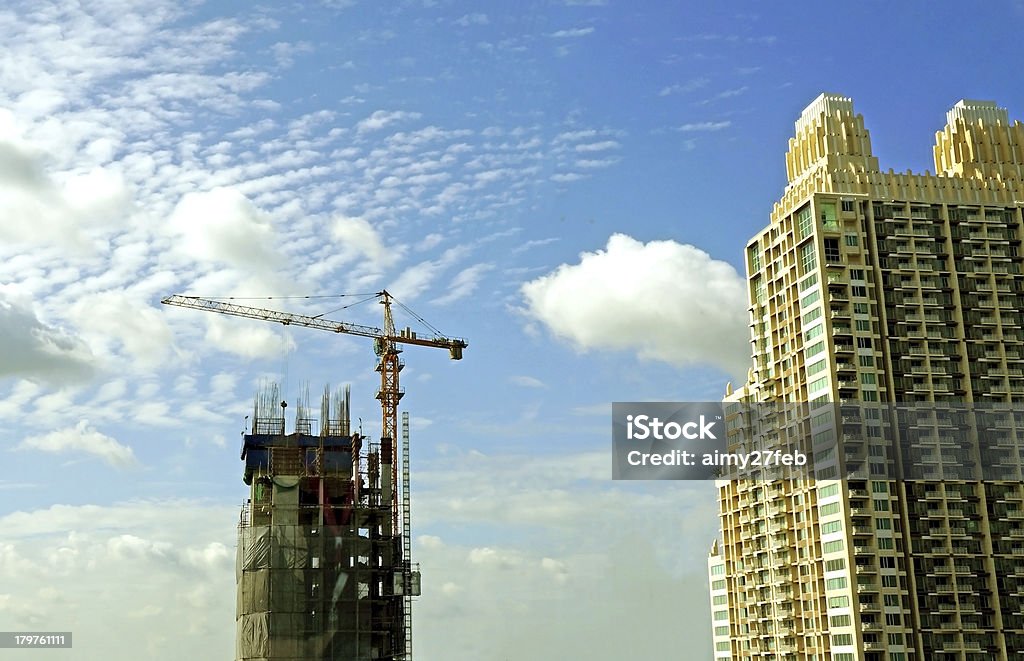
[236,384,418,661]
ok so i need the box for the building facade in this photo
[708,95,1024,660]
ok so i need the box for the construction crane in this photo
[162,290,466,660]
[162,291,466,453]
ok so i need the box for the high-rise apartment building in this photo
[708,95,1024,660]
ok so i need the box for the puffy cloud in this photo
[69,291,176,369]
[431,263,493,305]
[521,234,749,378]
[202,314,296,360]
[355,110,422,134]
[0,137,130,251]
[18,420,137,468]
[0,295,95,383]
[332,215,397,266]
[388,246,467,301]
[167,187,278,269]
[0,500,237,657]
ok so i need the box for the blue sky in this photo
[2,1,1023,659]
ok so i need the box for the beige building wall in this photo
[709,95,1024,661]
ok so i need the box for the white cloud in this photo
[18,420,137,468]
[69,292,176,369]
[167,187,278,269]
[0,295,95,383]
[0,136,130,251]
[454,13,489,27]
[203,315,296,360]
[332,215,397,266]
[431,263,493,305]
[658,78,709,97]
[356,110,422,134]
[388,246,467,301]
[510,375,547,389]
[549,27,595,38]
[574,140,619,152]
[0,500,237,656]
[676,121,732,132]
[521,234,749,377]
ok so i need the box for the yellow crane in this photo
[162,290,466,454]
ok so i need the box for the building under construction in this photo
[235,384,419,661]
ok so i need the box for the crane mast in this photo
[375,290,403,532]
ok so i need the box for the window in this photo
[879,556,896,569]
[861,373,876,384]
[884,594,900,607]
[806,324,824,339]
[711,564,725,575]
[857,337,873,349]
[854,302,869,314]
[820,502,840,516]
[804,306,822,322]
[856,319,872,332]
[714,626,728,636]
[797,205,813,238]
[712,579,726,590]
[871,481,888,493]
[812,411,833,426]
[828,596,849,608]
[713,594,728,605]
[715,641,730,651]
[844,233,859,246]
[806,341,825,357]
[824,238,841,263]
[747,245,762,272]
[882,575,898,588]
[814,429,835,445]
[799,273,818,290]
[802,291,820,307]
[877,538,894,550]
[887,631,903,643]
[823,539,845,553]
[714,609,728,621]
[822,520,843,534]
[859,355,875,367]
[808,359,827,376]
[800,242,818,274]
[831,634,853,645]
[821,202,837,223]
[842,200,855,212]
[809,376,830,392]
[849,268,865,280]
[876,518,892,530]
[826,577,847,590]
[852,285,867,297]
[819,484,840,498]
[874,498,889,511]
[825,558,846,571]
